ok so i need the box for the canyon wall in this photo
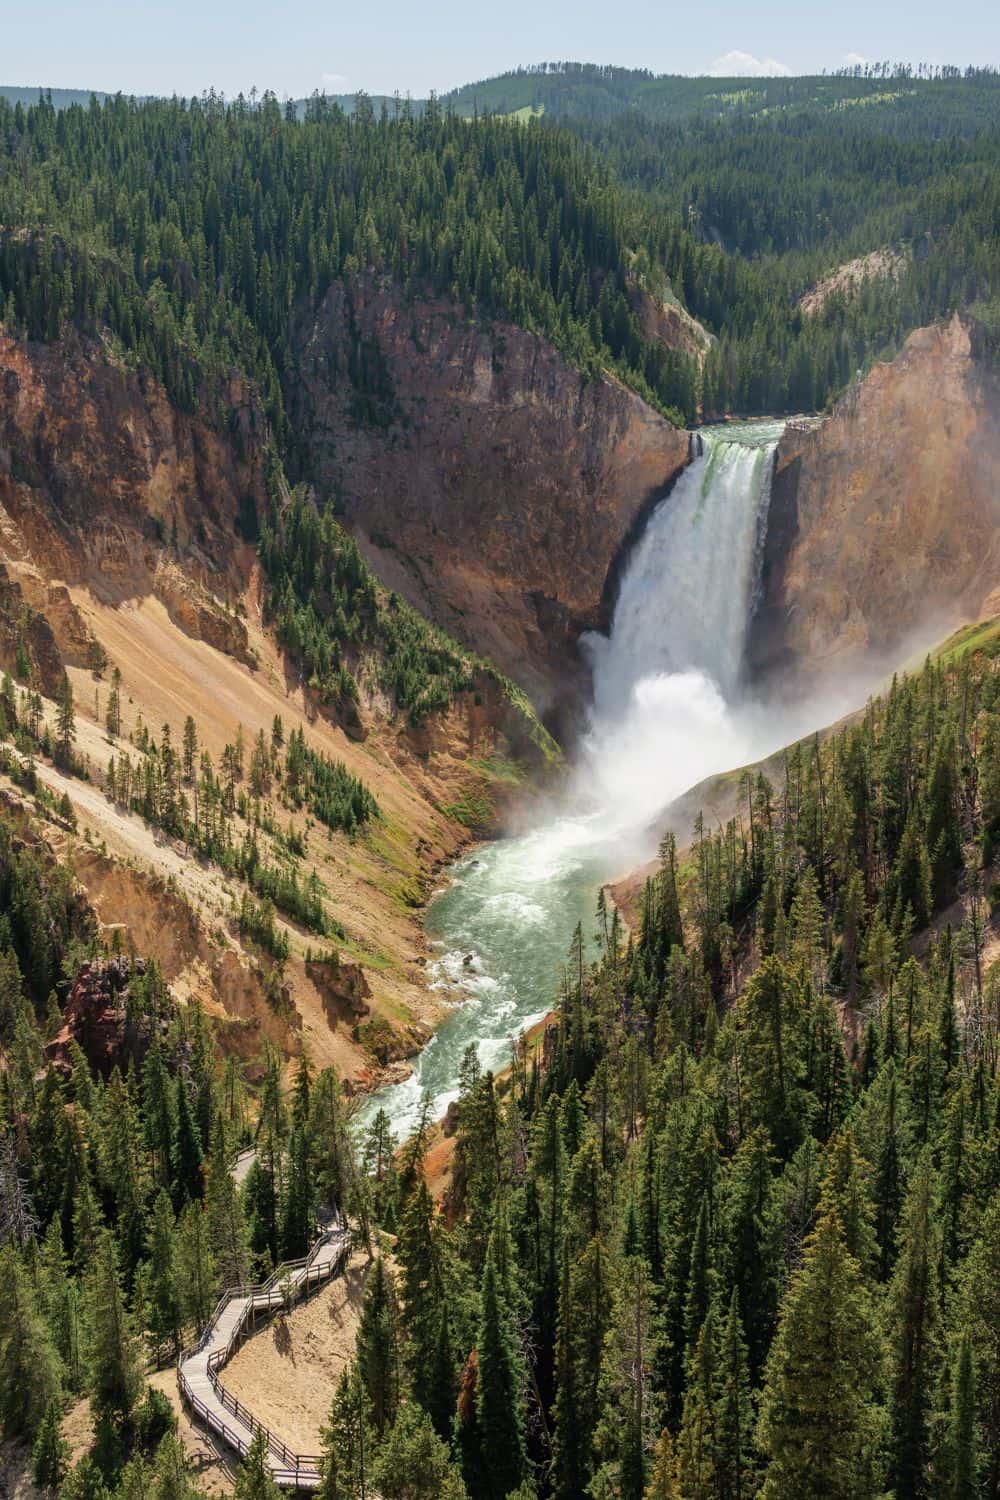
[0,328,267,667]
[293,279,692,720]
[751,315,1000,688]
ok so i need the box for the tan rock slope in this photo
[751,314,1000,689]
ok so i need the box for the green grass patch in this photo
[443,790,496,831]
[468,755,529,786]
[932,616,1000,664]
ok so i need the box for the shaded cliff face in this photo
[751,316,1000,687]
[293,280,692,721]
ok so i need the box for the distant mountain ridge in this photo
[6,58,998,123]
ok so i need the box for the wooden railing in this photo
[177,1226,348,1487]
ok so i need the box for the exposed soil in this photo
[220,1251,374,1456]
[798,248,905,316]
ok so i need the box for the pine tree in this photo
[398,1182,450,1428]
[32,1397,69,1489]
[206,1120,251,1288]
[38,1219,83,1390]
[55,678,76,769]
[722,1126,780,1376]
[174,1201,217,1332]
[59,1455,110,1500]
[279,1124,313,1260]
[170,1076,203,1207]
[356,1256,400,1438]
[105,668,122,739]
[233,1431,281,1500]
[84,1228,141,1419]
[142,1039,175,1185]
[320,1367,370,1500]
[715,1290,755,1500]
[551,1236,612,1498]
[942,1331,980,1500]
[154,1431,200,1500]
[474,1237,527,1499]
[818,1127,877,1275]
[644,1430,681,1499]
[682,1192,717,1362]
[370,1404,468,1499]
[739,956,808,1159]
[888,1151,940,1498]
[756,1209,886,1499]
[677,1311,719,1499]
[0,1244,63,1437]
[143,1188,181,1358]
[958,1191,1000,1494]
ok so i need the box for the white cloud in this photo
[708,50,792,78]
[321,72,348,90]
[843,51,870,67]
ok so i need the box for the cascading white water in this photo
[362,421,790,1136]
[589,427,778,716]
[576,420,783,843]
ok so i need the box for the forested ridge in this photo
[1,72,998,434]
[556,73,1000,412]
[0,92,700,425]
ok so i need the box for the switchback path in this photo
[177,1223,349,1489]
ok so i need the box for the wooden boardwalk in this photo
[177,1224,349,1489]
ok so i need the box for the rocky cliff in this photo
[293,279,692,723]
[751,315,1000,688]
[0,327,266,664]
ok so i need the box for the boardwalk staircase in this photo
[177,1220,350,1489]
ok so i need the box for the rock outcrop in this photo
[750,315,1000,689]
[0,327,266,656]
[46,956,150,1077]
[293,279,692,722]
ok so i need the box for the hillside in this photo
[0,321,561,1090]
[444,60,1000,123]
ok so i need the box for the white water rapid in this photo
[362,420,807,1137]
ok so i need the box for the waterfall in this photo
[362,421,798,1136]
[578,422,784,837]
[589,424,781,720]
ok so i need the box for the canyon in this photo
[3,299,1000,1091]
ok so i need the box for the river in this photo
[359,420,788,1138]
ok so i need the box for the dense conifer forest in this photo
[1,70,998,428]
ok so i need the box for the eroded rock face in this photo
[46,956,149,1077]
[751,316,1000,688]
[0,328,266,657]
[293,279,692,720]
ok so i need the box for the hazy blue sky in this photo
[4,0,995,100]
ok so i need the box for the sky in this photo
[4,0,996,100]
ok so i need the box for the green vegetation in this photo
[0,91,698,425]
[3,635,1000,1499]
[2,60,1000,1500]
[260,489,484,723]
[2,71,997,440]
[444,59,1000,127]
